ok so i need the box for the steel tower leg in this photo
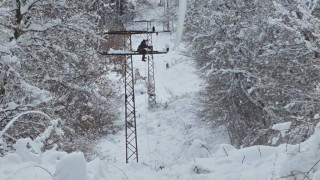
[124,34,138,163]
[147,22,156,108]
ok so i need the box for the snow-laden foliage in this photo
[0,0,134,158]
[185,0,320,147]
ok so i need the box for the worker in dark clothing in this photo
[137,40,148,52]
[137,40,148,61]
[152,26,155,32]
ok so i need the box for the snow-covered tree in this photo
[0,0,133,157]
[185,0,320,147]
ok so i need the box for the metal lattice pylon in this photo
[163,0,170,31]
[100,29,170,163]
[123,33,138,163]
[146,22,156,108]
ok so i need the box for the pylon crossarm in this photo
[134,19,157,22]
[99,50,168,56]
[103,30,170,35]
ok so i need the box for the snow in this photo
[21,0,37,15]
[284,102,296,111]
[28,19,62,31]
[34,118,60,143]
[272,122,292,131]
[0,8,10,15]
[0,45,11,54]
[0,101,19,112]
[3,122,320,179]
[13,138,42,163]
[2,1,320,180]
[108,48,132,54]
[272,134,280,145]
[28,24,46,31]
[174,0,187,48]
[21,80,52,105]
[312,0,320,11]
[107,48,167,54]
[314,171,320,180]
[272,122,292,137]
[55,152,87,180]
[7,102,18,110]
[247,87,255,94]
[0,110,52,137]
[1,55,18,64]
[185,139,212,159]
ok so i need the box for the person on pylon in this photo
[137,40,148,61]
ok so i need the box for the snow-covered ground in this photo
[98,4,229,169]
[2,1,320,180]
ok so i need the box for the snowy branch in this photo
[0,111,52,138]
